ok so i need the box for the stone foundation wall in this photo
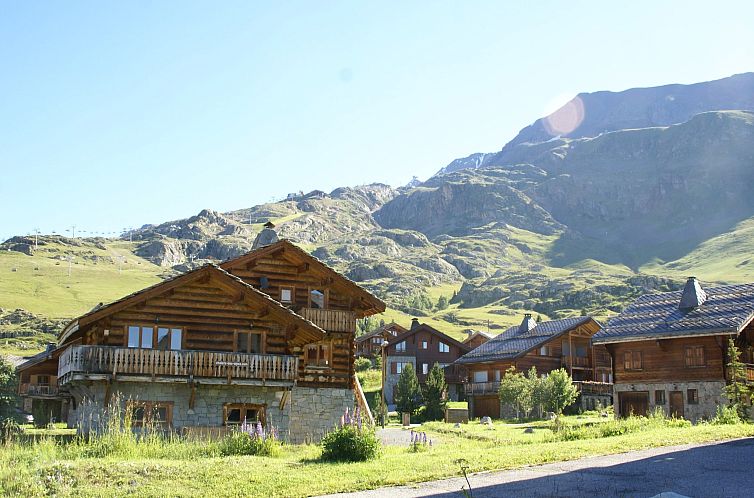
[613,380,726,422]
[67,381,354,443]
[384,356,416,410]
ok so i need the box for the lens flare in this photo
[544,96,585,136]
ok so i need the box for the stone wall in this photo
[613,381,726,422]
[384,356,416,410]
[68,381,354,443]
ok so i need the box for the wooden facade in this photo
[386,322,470,384]
[17,238,385,431]
[355,322,407,358]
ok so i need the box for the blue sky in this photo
[1,1,753,240]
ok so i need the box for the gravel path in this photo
[317,437,754,498]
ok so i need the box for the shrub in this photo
[219,431,280,457]
[321,407,379,462]
[710,405,743,425]
[354,357,372,372]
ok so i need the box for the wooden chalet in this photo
[16,230,385,442]
[456,314,612,419]
[355,322,407,358]
[593,277,754,421]
[462,330,493,350]
[383,319,470,407]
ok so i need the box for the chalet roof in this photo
[58,263,326,346]
[593,281,754,344]
[455,316,598,364]
[219,239,386,317]
[355,322,408,344]
[388,323,471,353]
[15,345,63,372]
[462,330,494,344]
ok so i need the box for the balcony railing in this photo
[58,345,298,385]
[443,364,467,384]
[562,356,591,368]
[573,381,613,396]
[465,381,501,395]
[299,308,356,333]
[20,383,59,396]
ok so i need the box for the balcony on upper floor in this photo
[298,308,356,333]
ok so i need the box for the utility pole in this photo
[33,228,40,250]
[66,225,76,239]
[66,255,74,277]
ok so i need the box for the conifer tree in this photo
[724,338,751,420]
[423,363,448,420]
[395,363,421,416]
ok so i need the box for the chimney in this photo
[411,318,420,331]
[679,276,707,309]
[520,313,537,333]
[252,220,279,249]
[46,343,56,353]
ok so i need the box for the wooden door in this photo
[618,392,649,417]
[669,391,684,419]
[473,396,500,419]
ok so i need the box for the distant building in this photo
[593,277,754,422]
[355,322,408,358]
[456,314,612,418]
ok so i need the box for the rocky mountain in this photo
[438,72,754,176]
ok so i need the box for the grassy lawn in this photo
[2,417,753,497]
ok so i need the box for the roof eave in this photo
[593,328,738,345]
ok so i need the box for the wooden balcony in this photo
[299,308,356,333]
[465,381,501,395]
[573,381,613,396]
[58,345,298,386]
[443,364,467,384]
[562,356,591,368]
[19,383,60,397]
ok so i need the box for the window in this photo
[439,342,450,353]
[127,401,173,428]
[655,390,666,405]
[127,325,182,350]
[493,370,502,381]
[473,370,488,383]
[236,331,263,354]
[305,342,330,368]
[540,345,553,356]
[623,351,642,370]
[310,289,325,309]
[575,345,588,358]
[687,389,699,404]
[685,346,705,367]
[420,340,428,349]
[280,288,293,303]
[395,341,406,352]
[422,363,429,375]
[394,362,411,374]
[224,403,265,426]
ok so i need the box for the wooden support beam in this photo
[296,263,309,274]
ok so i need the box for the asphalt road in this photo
[317,438,754,498]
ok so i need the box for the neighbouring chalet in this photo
[593,277,754,422]
[16,228,385,442]
[456,314,612,419]
[462,330,493,350]
[384,319,470,408]
[355,322,408,358]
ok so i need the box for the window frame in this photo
[308,288,327,309]
[125,324,183,350]
[439,342,450,353]
[420,340,428,350]
[421,363,429,375]
[279,287,294,304]
[623,351,643,371]
[234,329,266,354]
[687,389,699,404]
[223,403,266,426]
[654,390,666,405]
[395,341,407,353]
[684,345,706,368]
[304,341,332,369]
[127,400,174,428]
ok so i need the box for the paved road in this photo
[317,438,754,498]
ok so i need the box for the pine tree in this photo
[395,363,421,416]
[423,363,448,420]
[724,338,751,420]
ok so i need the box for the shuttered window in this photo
[685,346,705,367]
[623,351,642,370]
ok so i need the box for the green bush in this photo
[354,357,372,372]
[321,425,379,462]
[710,405,744,425]
[218,431,281,457]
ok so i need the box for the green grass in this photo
[1,417,752,497]
[0,239,162,318]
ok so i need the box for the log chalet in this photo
[355,322,407,358]
[16,226,385,442]
[456,314,612,418]
[593,277,754,422]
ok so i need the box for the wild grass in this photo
[2,413,753,497]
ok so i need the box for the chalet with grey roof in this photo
[17,232,384,441]
[456,314,611,419]
[593,277,754,421]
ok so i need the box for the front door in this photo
[669,391,684,419]
[618,391,649,417]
